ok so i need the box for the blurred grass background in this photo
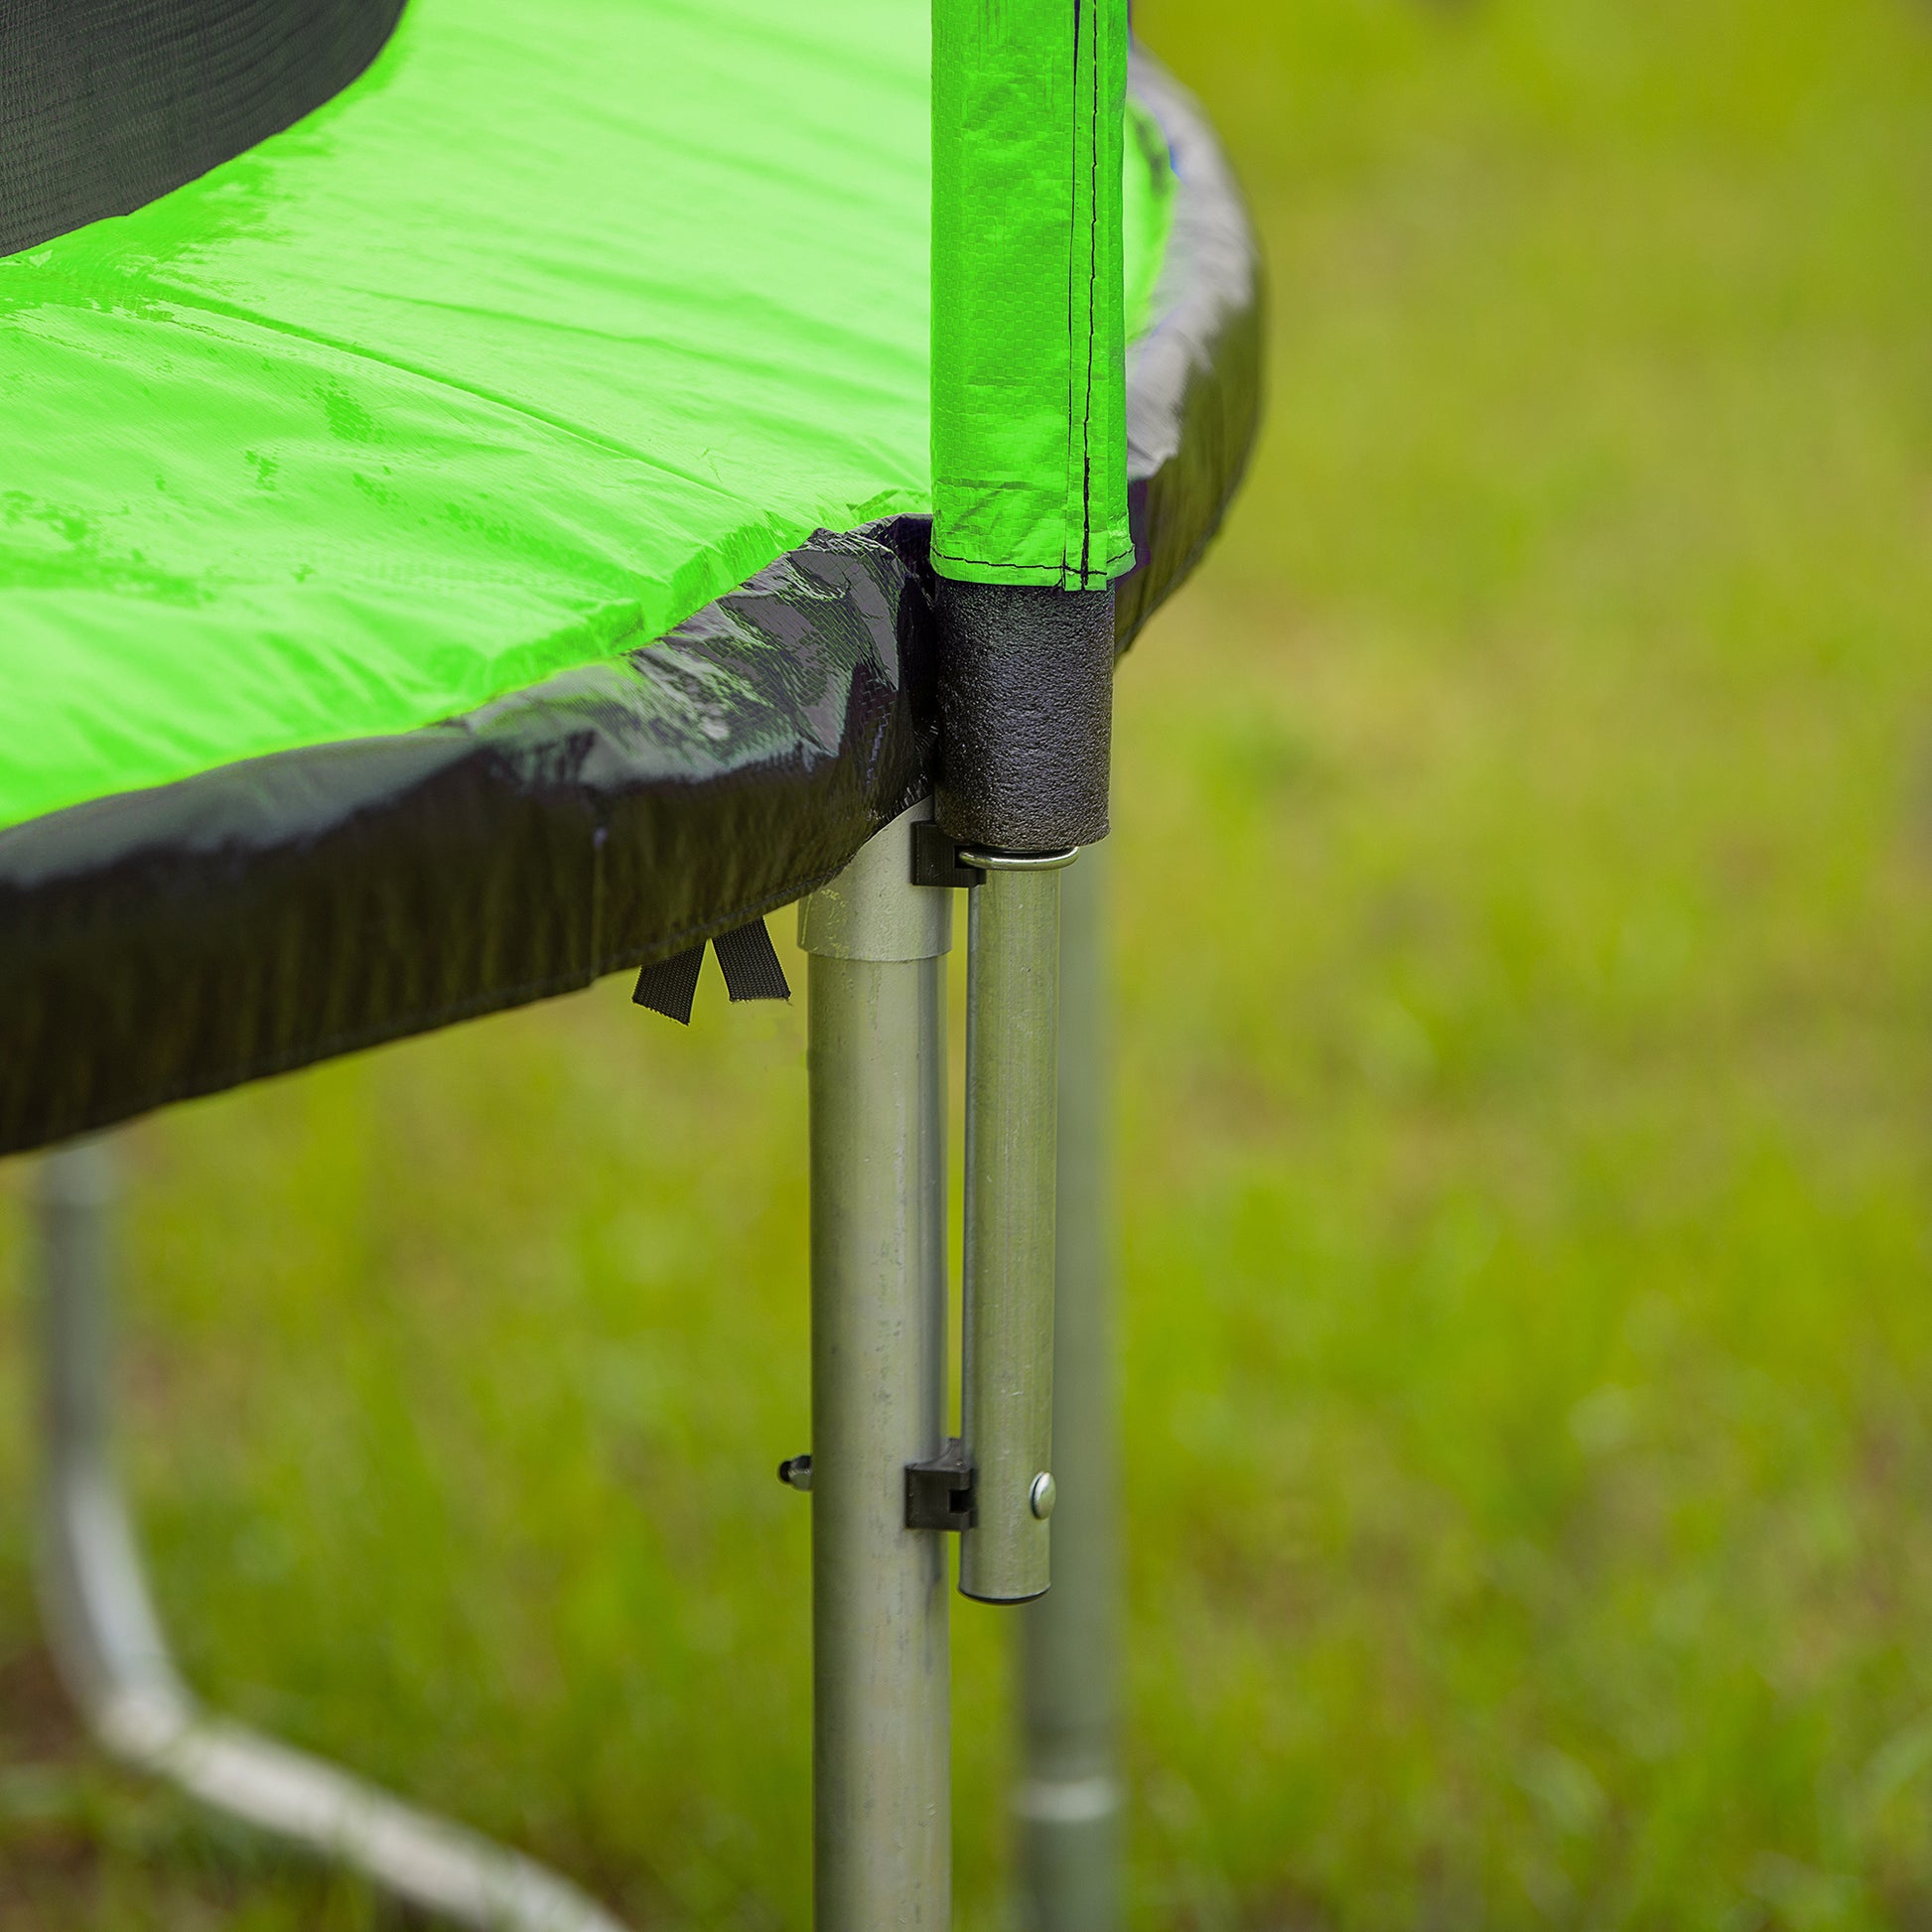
[6,0,1932,1923]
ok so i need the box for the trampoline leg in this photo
[29,1139,631,1932]
[32,1140,189,1742]
[1016,843,1122,1932]
[800,799,955,1932]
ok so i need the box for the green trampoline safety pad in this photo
[0,0,1174,837]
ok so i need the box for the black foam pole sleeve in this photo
[934,582,1115,853]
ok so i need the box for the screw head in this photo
[1029,1471,1056,1520]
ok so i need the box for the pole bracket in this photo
[911,822,985,890]
[904,1439,977,1532]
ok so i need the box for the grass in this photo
[7,0,1932,1923]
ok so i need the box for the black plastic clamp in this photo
[911,821,985,890]
[904,1438,977,1532]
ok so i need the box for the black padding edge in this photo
[0,56,1261,1157]
[1114,55,1266,652]
[0,521,937,1149]
[0,0,407,259]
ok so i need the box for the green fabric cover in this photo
[929,0,1133,591]
[0,0,1173,835]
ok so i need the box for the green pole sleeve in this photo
[930,0,1133,592]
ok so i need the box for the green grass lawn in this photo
[8,0,1932,1924]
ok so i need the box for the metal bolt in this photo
[778,1454,814,1492]
[1029,1471,1056,1520]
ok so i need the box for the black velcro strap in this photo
[631,943,705,1026]
[713,919,790,1003]
[630,921,787,1025]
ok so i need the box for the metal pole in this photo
[32,1139,187,1737]
[1016,843,1122,1932]
[957,848,1075,1606]
[29,1140,632,1932]
[799,798,954,1932]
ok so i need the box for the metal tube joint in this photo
[806,804,1081,1606]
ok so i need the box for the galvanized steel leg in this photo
[799,799,955,1932]
[1016,842,1123,1932]
[29,1139,631,1932]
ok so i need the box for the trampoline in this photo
[0,0,1261,1924]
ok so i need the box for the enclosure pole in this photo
[958,847,1075,1604]
[1016,842,1122,1932]
[799,799,955,1932]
